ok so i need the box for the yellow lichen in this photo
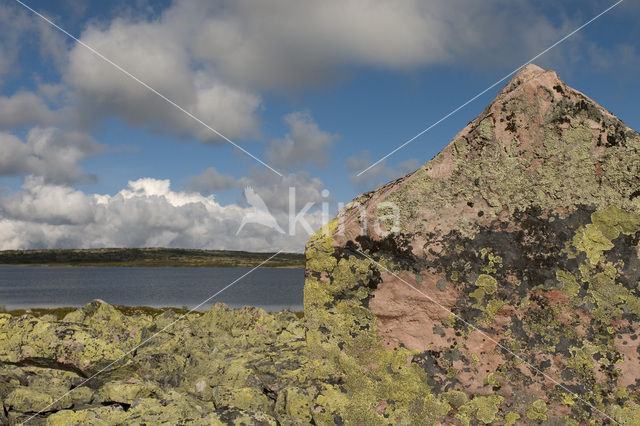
[526,399,548,422]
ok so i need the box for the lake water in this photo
[0,266,305,312]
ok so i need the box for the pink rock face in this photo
[308,64,640,421]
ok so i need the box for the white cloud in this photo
[265,112,337,169]
[35,18,70,73]
[186,0,574,90]
[0,127,102,183]
[0,4,72,83]
[54,0,578,143]
[0,5,33,83]
[0,0,615,254]
[187,166,331,213]
[0,92,56,129]
[65,16,261,143]
[239,169,330,212]
[0,176,97,225]
[0,177,324,252]
[188,0,448,90]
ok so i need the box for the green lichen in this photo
[305,75,640,423]
[475,116,495,141]
[480,250,503,274]
[456,395,504,424]
[485,372,499,387]
[611,403,640,425]
[504,411,520,425]
[441,390,468,409]
[305,220,451,424]
[275,387,314,423]
[526,399,548,422]
[385,96,640,235]
[470,274,498,303]
[558,206,640,323]
[572,224,615,265]
[0,300,310,424]
[46,406,127,426]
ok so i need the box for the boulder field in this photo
[2,65,640,424]
[0,301,310,425]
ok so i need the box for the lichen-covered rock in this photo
[97,380,157,405]
[304,64,640,423]
[0,401,8,425]
[46,405,127,426]
[4,387,73,414]
[275,386,315,424]
[0,309,128,376]
[0,301,310,424]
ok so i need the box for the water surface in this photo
[0,266,304,312]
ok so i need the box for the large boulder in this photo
[304,64,640,424]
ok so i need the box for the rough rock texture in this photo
[304,64,640,424]
[0,300,310,425]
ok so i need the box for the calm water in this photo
[0,266,304,312]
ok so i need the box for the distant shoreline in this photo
[0,248,305,269]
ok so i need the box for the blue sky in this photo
[0,0,639,251]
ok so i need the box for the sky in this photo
[0,0,639,252]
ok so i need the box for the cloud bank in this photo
[265,112,338,169]
[0,177,323,252]
[0,128,101,183]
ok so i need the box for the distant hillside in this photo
[0,248,304,268]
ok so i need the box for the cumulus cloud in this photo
[65,16,261,143]
[188,165,330,213]
[239,169,330,212]
[0,92,57,129]
[265,112,337,169]
[188,0,447,90]
[0,3,72,83]
[53,0,578,144]
[346,151,421,192]
[1,0,589,169]
[0,177,323,252]
[0,176,97,225]
[0,127,102,183]
[0,5,36,83]
[186,0,575,90]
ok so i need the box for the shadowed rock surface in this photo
[304,64,640,424]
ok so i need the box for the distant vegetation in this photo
[0,248,305,268]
